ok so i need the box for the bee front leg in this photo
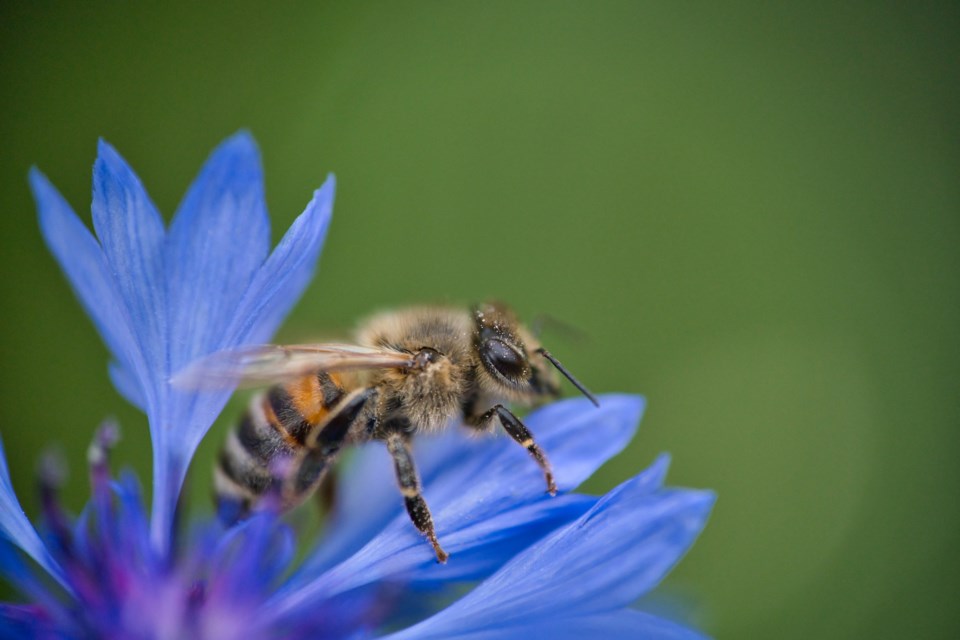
[481,405,557,496]
[385,432,449,564]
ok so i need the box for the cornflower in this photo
[1,133,714,638]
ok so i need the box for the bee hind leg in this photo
[314,468,339,519]
[482,404,557,496]
[386,432,449,563]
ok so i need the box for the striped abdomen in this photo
[214,371,370,522]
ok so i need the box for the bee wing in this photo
[170,343,415,389]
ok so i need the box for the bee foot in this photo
[545,471,558,496]
[430,536,449,564]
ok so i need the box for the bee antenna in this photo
[535,348,600,407]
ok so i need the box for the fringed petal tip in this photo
[30,167,150,412]
[91,137,166,250]
[164,129,271,373]
[224,171,334,347]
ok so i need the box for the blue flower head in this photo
[1,134,715,638]
[30,133,333,551]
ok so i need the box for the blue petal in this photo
[225,175,334,346]
[394,609,709,640]
[165,131,270,373]
[91,140,168,402]
[300,395,645,580]
[274,396,647,621]
[352,455,669,589]
[108,361,146,410]
[110,472,153,570]
[206,514,295,603]
[390,472,714,638]
[147,133,275,547]
[0,435,67,590]
[31,169,145,391]
[404,493,596,587]
[417,396,645,518]
[0,541,54,615]
[0,603,63,640]
[153,172,333,553]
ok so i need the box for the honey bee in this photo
[173,302,598,563]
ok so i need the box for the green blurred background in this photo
[1,1,958,637]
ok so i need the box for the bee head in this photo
[472,301,599,406]
[473,302,530,388]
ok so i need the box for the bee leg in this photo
[314,468,339,519]
[285,387,378,507]
[482,404,557,496]
[386,432,449,564]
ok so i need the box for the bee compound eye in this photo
[482,338,530,383]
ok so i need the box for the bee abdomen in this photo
[214,372,347,520]
[214,398,286,519]
[267,372,346,444]
[287,387,379,496]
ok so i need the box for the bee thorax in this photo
[384,356,464,432]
